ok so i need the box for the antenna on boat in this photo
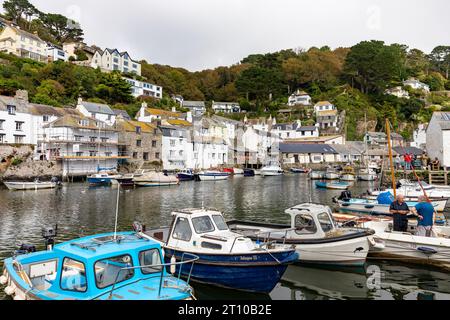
[113,183,120,240]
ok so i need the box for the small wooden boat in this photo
[316,181,350,190]
[133,172,179,187]
[3,179,60,191]
[197,170,229,181]
[228,203,374,267]
[0,228,197,300]
[145,208,298,293]
[290,167,311,174]
[176,169,195,181]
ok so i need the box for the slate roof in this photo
[393,146,426,156]
[183,101,206,108]
[296,126,318,132]
[433,112,450,130]
[280,143,338,154]
[79,101,115,115]
[113,109,131,120]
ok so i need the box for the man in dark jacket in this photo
[389,195,410,232]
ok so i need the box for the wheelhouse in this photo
[285,204,338,239]
[2,232,194,300]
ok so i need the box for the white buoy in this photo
[170,255,176,274]
[0,275,7,285]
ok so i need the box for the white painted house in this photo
[91,48,141,76]
[403,78,430,92]
[411,123,427,150]
[76,99,116,126]
[137,103,183,123]
[183,101,206,116]
[426,112,450,169]
[288,90,312,106]
[280,143,340,165]
[212,101,241,113]
[123,77,162,99]
[385,86,410,99]
[160,125,190,170]
[47,43,68,62]
[0,24,48,63]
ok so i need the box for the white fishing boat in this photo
[232,168,245,175]
[397,179,450,192]
[340,166,356,181]
[253,170,262,176]
[360,219,450,270]
[369,187,450,202]
[358,168,378,181]
[3,180,59,191]
[228,203,375,267]
[324,168,340,180]
[309,171,324,180]
[133,171,179,187]
[260,163,284,176]
[197,170,229,181]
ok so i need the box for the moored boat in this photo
[309,171,324,180]
[144,208,298,293]
[87,171,121,185]
[244,169,255,177]
[290,167,311,174]
[197,170,229,181]
[260,163,284,176]
[228,203,374,267]
[133,171,179,187]
[0,228,197,300]
[232,168,244,175]
[3,178,61,191]
[358,168,378,181]
[324,168,340,180]
[176,169,195,181]
[340,166,356,181]
[316,181,350,190]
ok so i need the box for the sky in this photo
[1,0,449,71]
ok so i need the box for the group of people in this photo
[389,194,435,237]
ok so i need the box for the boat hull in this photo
[340,174,356,181]
[197,174,229,181]
[316,181,349,190]
[87,177,114,185]
[324,173,340,180]
[358,174,377,181]
[309,172,324,180]
[338,199,445,214]
[3,181,57,191]
[261,171,283,177]
[176,173,195,181]
[164,248,297,293]
[244,169,255,177]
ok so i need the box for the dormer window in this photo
[136,126,141,134]
[43,115,49,122]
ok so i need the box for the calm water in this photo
[1,175,450,300]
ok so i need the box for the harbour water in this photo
[1,174,449,300]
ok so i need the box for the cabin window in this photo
[201,242,222,250]
[192,216,215,234]
[60,258,87,292]
[94,255,134,289]
[294,214,317,235]
[139,249,162,274]
[212,215,228,231]
[317,212,334,233]
[172,217,192,241]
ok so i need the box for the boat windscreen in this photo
[192,216,215,234]
[212,215,228,231]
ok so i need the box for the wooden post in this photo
[445,167,448,185]
[386,119,397,198]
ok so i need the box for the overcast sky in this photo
[1,0,449,71]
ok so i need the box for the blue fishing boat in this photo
[197,170,229,181]
[1,227,197,300]
[145,208,298,293]
[87,171,121,185]
[244,169,255,177]
[316,181,350,190]
[177,169,195,181]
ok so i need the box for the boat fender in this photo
[417,247,438,255]
[170,255,176,274]
[0,275,7,285]
[4,284,15,296]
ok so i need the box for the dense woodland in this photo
[1,0,450,140]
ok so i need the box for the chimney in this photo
[77,97,83,105]
[186,111,193,123]
[15,90,28,102]
[139,102,147,119]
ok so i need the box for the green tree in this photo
[429,46,450,79]
[39,13,84,43]
[3,0,39,24]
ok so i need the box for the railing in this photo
[107,252,199,300]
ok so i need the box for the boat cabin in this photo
[147,209,257,253]
[2,232,193,300]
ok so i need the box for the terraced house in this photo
[115,116,162,167]
[91,48,142,75]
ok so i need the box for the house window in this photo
[124,61,128,66]
[132,64,137,69]
[133,152,138,159]
[15,122,24,131]
[136,140,142,147]
[75,135,82,142]
[143,152,149,161]
[113,64,119,70]
[14,135,24,144]
[90,137,96,142]
[89,151,97,157]
[113,57,119,63]
[7,105,16,115]
[43,115,49,122]
[136,126,141,134]
[101,137,108,143]
[105,152,112,157]
[155,152,160,159]
[0,120,4,130]
[76,152,83,157]
[0,134,5,143]
[152,140,157,148]
[170,139,175,147]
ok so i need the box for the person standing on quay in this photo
[389,195,410,232]
[411,196,435,237]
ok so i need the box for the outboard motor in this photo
[396,181,402,189]
[338,190,352,202]
[42,225,57,250]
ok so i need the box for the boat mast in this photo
[113,183,120,240]
[364,113,369,172]
[385,118,397,198]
